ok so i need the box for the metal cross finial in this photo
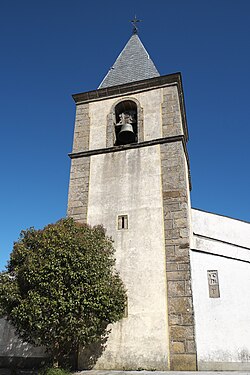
[130,15,142,34]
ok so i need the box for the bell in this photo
[118,123,135,144]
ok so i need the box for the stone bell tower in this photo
[67,28,197,371]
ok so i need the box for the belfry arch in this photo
[106,97,144,147]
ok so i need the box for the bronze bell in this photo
[118,123,135,144]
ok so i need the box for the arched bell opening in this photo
[114,100,138,145]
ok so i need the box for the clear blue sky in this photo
[1,0,250,271]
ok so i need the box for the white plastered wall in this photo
[86,146,169,370]
[191,209,250,370]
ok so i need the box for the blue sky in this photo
[1,0,250,270]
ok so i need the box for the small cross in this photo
[130,15,142,34]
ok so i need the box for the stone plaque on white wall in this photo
[207,270,220,298]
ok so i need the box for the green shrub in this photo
[39,367,71,375]
[0,218,126,368]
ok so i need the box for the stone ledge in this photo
[73,73,181,104]
[69,135,184,158]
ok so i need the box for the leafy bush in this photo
[0,218,126,369]
[39,368,70,375]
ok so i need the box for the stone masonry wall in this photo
[67,157,90,222]
[67,103,91,222]
[160,141,197,371]
[161,86,184,138]
[72,103,90,153]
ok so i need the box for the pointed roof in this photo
[98,34,160,89]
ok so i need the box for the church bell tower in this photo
[67,26,197,371]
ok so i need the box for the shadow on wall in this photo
[0,318,110,371]
[77,330,109,370]
[0,318,49,370]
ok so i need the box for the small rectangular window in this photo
[124,296,128,318]
[118,215,128,230]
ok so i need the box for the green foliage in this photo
[0,218,126,367]
[39,367,70,375]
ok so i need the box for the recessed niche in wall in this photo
[207,270,220,298]
[118,215,128,230]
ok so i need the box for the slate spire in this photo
[98,33,160,89]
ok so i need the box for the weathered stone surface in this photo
[165,219,173,229]
[171,341,185,353]
[174,247,190,261]
[161,86,183,138]
[170,325,195,340]
[72,103,90,153]
[174,217,188,228]
[178,262,190,271]
[166,271,191,281]
[182,313,195,325]
[166,245,175,256]
[168,297,193,314]
[186,339,196,353]
[67,157,90,223]
[160,137,196,370]
[170,354,197,371]
[165,228,180,239]
[168,280,185,297]
[166,262,178,271]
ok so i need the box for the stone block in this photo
[164,211,172,219]
[70,213,86,222]
[71,206,84,215]
[178,262,190,271]
[178,240,190,249]
[166,238,190,247]
[165,228,180,239]
[165,219,173,229]
[67,200,83,208]
[162,190,185,199]
[161,156,180,167]
[168,296,193,314]
[171,341,185,353]
[170,325,194,340]
[168,313,182,325]
[182,313,195,325]
[174,247,190,262]
[166,245,175,256]
[174,217,187,228]
[186,339,196,353]
[166,262,178,271]
[163,180,186,191]
[172,209,188,219]
[170,354,197,371]
[168,280,185,297]
[180,228,189,238]
[167,271,191,281]
[164,202,180,212]
[185,280,192,295]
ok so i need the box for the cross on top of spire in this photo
[130,15,142,34]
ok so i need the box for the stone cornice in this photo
[73,73,180,103]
